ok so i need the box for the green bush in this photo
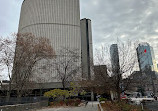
[99,97,107,102]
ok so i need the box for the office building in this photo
[110,44,120,75]
[137,43,157,72]
[14,0,81,82]
[80,18,94,80]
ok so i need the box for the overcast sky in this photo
[1,0,158,60]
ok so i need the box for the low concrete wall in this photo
[98,103,103,111]
[0,101,48,111]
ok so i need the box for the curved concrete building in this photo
[19,0,81,52]
[17,0,81,82]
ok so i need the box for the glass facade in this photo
[137,43,158,72]
[110,44,120,75]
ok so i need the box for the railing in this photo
[0,96,48,106]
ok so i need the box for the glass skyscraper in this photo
[110,44,120,75]
[136,43,157,72]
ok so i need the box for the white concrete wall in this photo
[17,0,81,82]
[19,0,81,53]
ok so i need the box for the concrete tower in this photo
[80,18,94,80]
[16,0,81,82]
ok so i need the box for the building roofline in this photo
[80,18,91,21]
[22,0,25,5]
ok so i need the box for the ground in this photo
[36,101,99,111]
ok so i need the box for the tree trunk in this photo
[6,82,12,102]
[17,89,22,103]
[117,89,121,102]
[62,81,65,90]
[6,92,10,102]
[116,79,121,102]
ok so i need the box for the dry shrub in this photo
[101,101,142,111]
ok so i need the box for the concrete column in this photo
[91,91,94,101]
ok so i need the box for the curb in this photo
[98,102,103,111]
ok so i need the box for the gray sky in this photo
[1,0,158,61]
[80,0,158,62]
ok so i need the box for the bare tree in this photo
[93,65,110,94]
[94,40,138,101]
[78,62,112,101]
[53,48,81,90]
[126,65,157,97]
[78,46,110,95]
[0,36,16,99]
[12,33,55,97]
[35,60,55,96]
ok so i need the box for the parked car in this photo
[129,97,155,105]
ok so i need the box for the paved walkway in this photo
[36,101,99,111]
[144,101,158,111]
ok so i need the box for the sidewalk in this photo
[36,101,99,111]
